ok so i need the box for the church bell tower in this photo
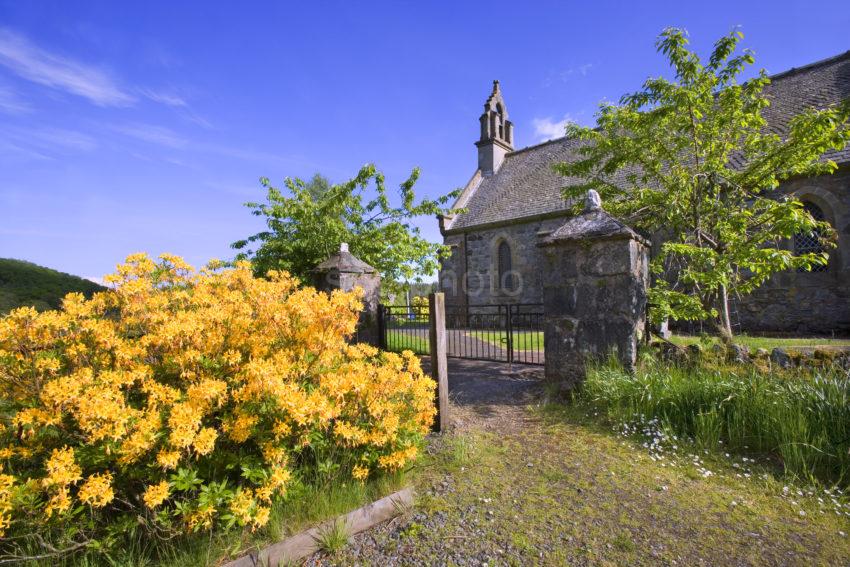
[476,80,514,175]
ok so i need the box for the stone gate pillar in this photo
[538,190,649,391]
[313,243,381,346]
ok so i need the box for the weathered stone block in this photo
[539,191,649,389]
[313,243,381,346]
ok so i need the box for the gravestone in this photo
[313,243,381,346]
[538,190,649,391]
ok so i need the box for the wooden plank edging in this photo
[223,487,414,567]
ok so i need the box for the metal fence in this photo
[379,302,544,365]
[378,304,431,355]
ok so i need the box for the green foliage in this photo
[314,518,350,555]
[669,334,850,350]
[581,357,850,486]
[556,28,850,335]
[0,258,104,314]
[232,166,459,293]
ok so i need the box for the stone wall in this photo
[539,193,649,389]
[736,169,850,334]
[439,215,568,308]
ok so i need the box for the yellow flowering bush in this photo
[0,253,435,554]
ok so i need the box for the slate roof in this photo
[541,209,647,246]
[313,243,376,274]
[447,50,850,232]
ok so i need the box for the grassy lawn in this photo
[328,407,850,565]
[385,331,429,354]
[469,330,543,351]
[669,334,850,350]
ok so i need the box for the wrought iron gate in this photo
[378,303,544,365]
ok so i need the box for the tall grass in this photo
[581,356,850,486]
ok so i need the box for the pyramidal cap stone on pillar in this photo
[313,243,381,346]
[538,191,649,391]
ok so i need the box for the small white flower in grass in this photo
[799,510,806,517]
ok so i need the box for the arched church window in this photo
[497,241,514,290]
[794,201,829,273]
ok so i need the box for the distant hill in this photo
[0,258,106,315]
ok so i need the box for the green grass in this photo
[580,355,850,486]
[669,333,850,350]
[331,412,850,565]
[468,330,543,351]
[0,258,105,315]
[384,331,430,354]
[314,517,351,555]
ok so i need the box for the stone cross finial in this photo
[340,242,349,253]
[584,189,602,213]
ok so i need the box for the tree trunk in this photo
[717,284,733,344]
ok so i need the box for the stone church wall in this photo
[440,216,568,308]
[441,169,850,334]
[735,169,850,335]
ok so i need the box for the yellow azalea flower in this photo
[42,447,82,489]
[268,467,291,491]
[44,486,72,518]
[187,504,216,531]
[143,481,170,509]
[352,464,369,480]
[0,472,14,537]
[229,489,255,526]
[252,506,270,530]
[192,427,217,456]
[156,450,181,470]
[78,472,114,508]
[224,413,257,443]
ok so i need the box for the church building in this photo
[438,52,850,335]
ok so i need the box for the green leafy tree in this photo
[556,29,850,339]
[232,165,458,293]
[304,172,332,200]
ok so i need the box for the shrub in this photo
[581,357,850,485]
[0,254,435,558]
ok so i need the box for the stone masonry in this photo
[539,191,649,389]
[313,243,381,346]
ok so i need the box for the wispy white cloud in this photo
[0,28,136,106]
[0,139,51,160]
[139,87,187,108]
[0,83,31,114]
[0,28,204,118]
[140,88,215,129]
[542,63,594,88]
[0,125,97,159]
[113,121,289,164]
[28,127,98,151]
[532,115,574,142]
[113,123,189,149]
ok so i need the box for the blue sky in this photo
[1,1,848,282]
